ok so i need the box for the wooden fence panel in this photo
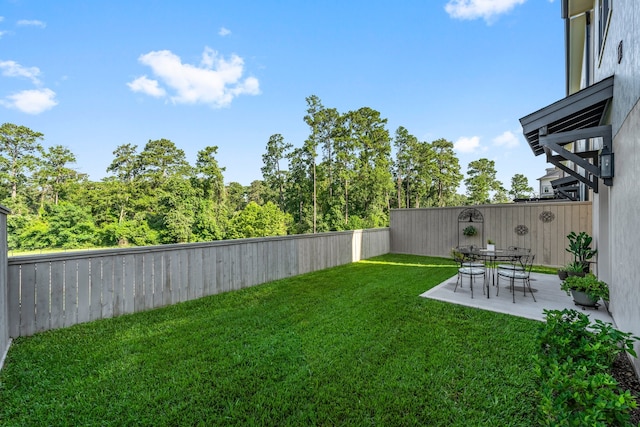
[390,202,592,267]
[5,229,389,337]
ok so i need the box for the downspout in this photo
[585,11,591,86]
[562,0,570,95]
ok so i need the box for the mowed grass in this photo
[0,254,540,426]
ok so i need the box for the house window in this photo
[598,0,611,56]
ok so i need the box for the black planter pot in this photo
[558,270,569,281]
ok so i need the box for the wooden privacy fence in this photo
[6,228,389,338]
[390,201,592,267]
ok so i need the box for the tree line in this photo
[0,96,533,251]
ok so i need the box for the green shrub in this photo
[535,309,639,426]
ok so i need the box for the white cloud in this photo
[128,47,260,108]
[0,60,42,85]
[0,30,7,38]
[445,0,526,22]
[17,19,46,28]
[0,16,4,22]
[1,88,57,114]
[454,136,482,153]
[127,75,167,98]
[219,27,231,36]
[493,130,519,148]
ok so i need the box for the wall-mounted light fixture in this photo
[599,145,614,179]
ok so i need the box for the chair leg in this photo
[527,278,537,302]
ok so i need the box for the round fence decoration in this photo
[515,224,529,236]
[539,211,555,223]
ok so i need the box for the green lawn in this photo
[0,254,541,426]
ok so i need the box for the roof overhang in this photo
[519,75,614,193]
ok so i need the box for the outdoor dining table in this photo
[458,247,531,298]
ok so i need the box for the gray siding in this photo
[0,206,9,370]
[593,0,640,376]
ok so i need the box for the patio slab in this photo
[421,272,615,324]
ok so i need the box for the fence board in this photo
[63,261,78,328]
[35,262,50,333]
[143,253,154,310]
[90,258,102,321]
[123,255,135,315]
[7,266,20,337]
[134,254,145,312]
[77,260,90,324]
[102,257,114,319]
[50,261,65,330]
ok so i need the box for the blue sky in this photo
[1,0,563,196]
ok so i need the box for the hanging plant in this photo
[462,225,478,237]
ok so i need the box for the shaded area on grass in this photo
[0,254,539,426]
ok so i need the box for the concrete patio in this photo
[421,271,614,324]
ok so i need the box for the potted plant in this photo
[565,261,586,277]
[565,231,597,273]
[486,239,495,251]
[557,266,569,281]
[462,225,477,237]
[560,273,609,307]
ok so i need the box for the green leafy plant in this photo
[487,239,495,245]
[535,309,639,426]
[462,225,477,236]
[566,231,597,272]
[450,247,464,263]
[565,260,586,276]
[561,273,609,302]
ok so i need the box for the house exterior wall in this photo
[569,0,640,374]
[0,205,10,370]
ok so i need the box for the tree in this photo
[138,138,190,186]
[226,182,248,213]
[35,145,79,205]
[195,146,226,203]
[464,158,505,205]
[431,138,463,207]
[509,173,534,200]
[345,107,393,224]
[303,95,325,233]
[393,126,418,208]
[106,144,141,224]
[285,147,314,234]
[0,123,44,200]
[262,134,291,211]
[226,201,290,239]
[194,145,228,239]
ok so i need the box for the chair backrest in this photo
[452,248,465,265]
